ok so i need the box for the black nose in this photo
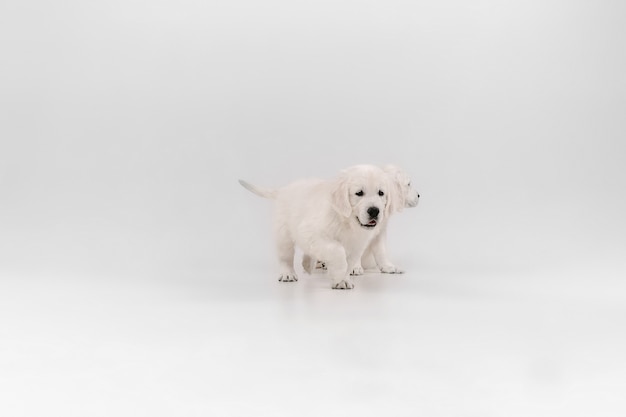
[367,206,379,218]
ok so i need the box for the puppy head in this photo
[332,165,391,230]
[383,165,420,210]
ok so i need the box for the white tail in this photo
[238,179,277,199]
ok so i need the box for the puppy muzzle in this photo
[357,206,380,229]
[357,217,378,228]
[407,193,420,207]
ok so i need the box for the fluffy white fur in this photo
[239,165,402,289]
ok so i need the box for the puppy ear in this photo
[385,175,405,216]
[331,177,352,218]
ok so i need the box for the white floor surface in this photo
[2,256,625,417]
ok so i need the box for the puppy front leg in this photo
[360,245,377,271]
[371,231,404,274]
[349,250,365,275]
[350,262,364,276]
[347,251,365,276]
[311,241,352,289]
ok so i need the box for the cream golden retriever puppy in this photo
[313,165,420,274]
[239,165,401,289]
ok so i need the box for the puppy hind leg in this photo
[301,254,314,274]
[276,234,298,282]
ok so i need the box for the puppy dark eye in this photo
[407,182,411,186]
[378,190,384,196]
[355,190,364,197]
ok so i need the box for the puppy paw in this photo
[315,260,327,270]
[278,273,298,282]
[332,278,355,290]
[350,265,364,276]
[380,264,404,274]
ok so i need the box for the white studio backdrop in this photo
[1,1,625,416]
[1,0,624,280]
